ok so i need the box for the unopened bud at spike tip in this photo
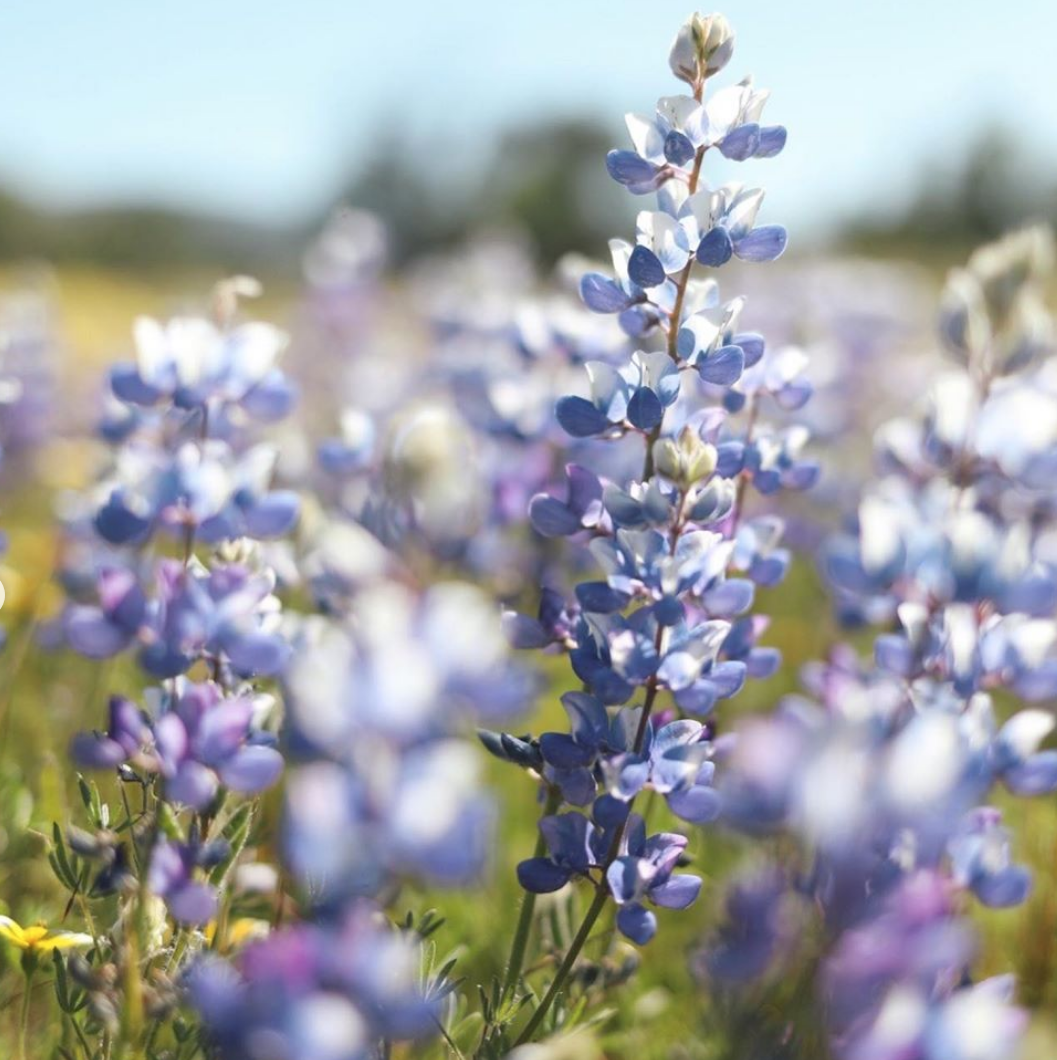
[669,13,734,87]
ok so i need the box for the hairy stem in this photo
[512,886,609,1046]
[502,785,562,1001]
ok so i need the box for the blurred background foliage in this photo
[1,117,1054,275]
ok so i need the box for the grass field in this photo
[0,262,1055,1058]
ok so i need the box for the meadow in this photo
[0,11,1056,1060]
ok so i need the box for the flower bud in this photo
[678,426,718,483]
[669,13,734,87]
[652,438,683,482]
[653,429,718,488]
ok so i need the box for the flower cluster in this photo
[48,283,297,1052]
[455,27,817,1053]
[697,229,1057,1059]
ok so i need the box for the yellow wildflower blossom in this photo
[0,915,93,952]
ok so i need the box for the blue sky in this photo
[0,1,1053,238]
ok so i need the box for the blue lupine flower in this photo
[606,825,702,943]
[509,9,815,961]
[744,425,820,494]
[539,692,613,806]
[948,807,1031,908]
[154,683,283,810]
[284,744,496,896]
[110,314,295,419]
[502,587,578,651]
[726,343,811,413]
[317,409,376,478]
[556,351,680,437]
[149,836,224,925]
[680,184,787,268]
[602,717,721,823]
[71,682,283,811]
[676,296,755,384]
[695,868,801,984]
[64,566,147,658]
[70,694,153,770]
[517,810,610,893]
[188,905,439,1058]
[614,78,785,196]
[529,464,605,537]
[989,708,1057,795]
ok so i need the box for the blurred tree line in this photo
[0,188,299,276]
[0,120,1053,274]
[843,126,1057,260]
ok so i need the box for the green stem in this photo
[501,786,561,1000]
[513,887,609,1046]
[17,967,34,1060]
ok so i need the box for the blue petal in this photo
[627,387,664,430]
[70,733,128,769]
[110,365,163,406]
[732,332,765,367]
[734,225,788,263]
[667,785,722,824]
[517,857,572,893]
[540,732,594,769]
[95,496,152,545]
[715,442,745,477]
[616,903,657,944]
[218,745,284,795]
[606,150,663,192]
[609,756,650,800]
[709,661,747,698]
[242,491,300,539]
[663,130,696,166]
[576,581,631,613]
[719,123,761,161]
[529,495,582,537]
[974,865,1032,908]
[318,439,370,477]
[603,485,647,529]
[166,882,218,925]
[875,634,915,677]
[618,305,656,337]
[166,761,220,810]
[139,642,192,679]
[242,371,296,422]
[581,273,631,313]
[698,345,745,387]
[223,632,290,678]
[64,608,131,658]
[592,794,629,829]
[606,857,646,903]
[696,226,734,267]
[556,396,611,438]
[746,647,782,679]
[674,681,717,716]
[754,125,787,158]
[650,873,702,909]
[562,691,609,743]
[782,461,819,490]
[1004,751,1057,796]
[628,245,667,288]
[502,612,550,650]
[749,552,790,587]
[702,579,755,617]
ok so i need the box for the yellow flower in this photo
[204,916,270,952]
[0,916,93,953]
